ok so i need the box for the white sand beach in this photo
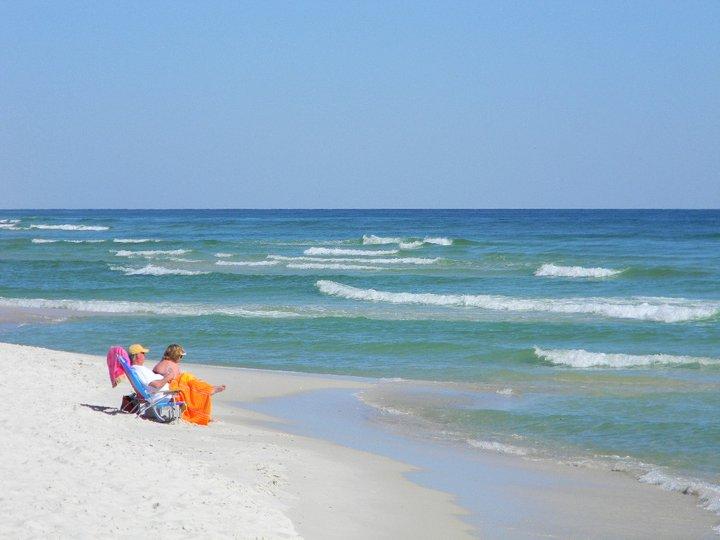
[1,341,717,538]
[0,342,470,539]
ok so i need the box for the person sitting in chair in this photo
[152,344,225,425]
[128,343,173,393]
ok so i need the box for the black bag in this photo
[120,394,137,413]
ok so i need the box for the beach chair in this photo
[114,349,185,423]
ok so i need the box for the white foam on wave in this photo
[215,260,279,267]
[399,241,423,250]
[0,223,20,230]
[288,263,382,271]
[637,468,720,516]
[535,263,623,278]
[215,253,233,258]
[423,236,453,246]
[362,234,403,245]
[0,219,20,223]
[533,347,720,368]
[29,224,109,231]
[110,264,208,276]
[467,439,529,456]
[315,280,720,323]
[496,387,515,396]
[0,296,300,318]
[361,235,453,248]
[305,247,399,256]
[269,255,439,265]
[33,238,106,244]
[114,249,190,258]
[113,238,161,244]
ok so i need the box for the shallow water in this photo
[1,209,718,514]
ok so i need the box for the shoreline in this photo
[2,341,718,538]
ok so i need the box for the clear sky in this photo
[1,1,718,208]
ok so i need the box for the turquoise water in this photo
[1,210,718,510]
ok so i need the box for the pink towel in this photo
[107,346,129,387]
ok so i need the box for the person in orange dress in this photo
[153,344,225,425]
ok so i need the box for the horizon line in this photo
[0,207,718,211]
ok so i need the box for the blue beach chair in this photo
[115,350,185,423]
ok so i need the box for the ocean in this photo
[1,209,718,515]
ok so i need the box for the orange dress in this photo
[169,372,215,426]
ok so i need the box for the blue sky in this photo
[1,1,718,208]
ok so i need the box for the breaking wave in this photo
[0,296,301,318]
[533,347,720,368]
[287,263,381,271]
[315,280,720,323]
[362,235,403,245]
[423,236,453,246]
[113,238,161,243]
[305,247,399,256]
[535,264,623,278]
[636,468,720,517]
[361,235,453,247]
[110,264,208,276]
[215,253,233,258]
[29,224,109,231]
[399,241,423,249]
[32,238,105,244]
[114,249,191,258]
[215,260,279,267]
[269,255,439,265]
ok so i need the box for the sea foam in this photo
[535,263,623,278]
[533,347,720,368]
[287,263,381,271]
[215,260,279,267]
[305,247,399,256]
[315,280,719,323]
[423,237,453,246]
[361,235,453,247]
[0,296,300,318]
[29,224,109,231]
[110,264,208,276]
[113,238,161,243]
[114,249,190,258]
[362,235,403,245]
[467,439,529,456]
[269,255,439,265]
[32,238,106,244]
[637,468,720,516]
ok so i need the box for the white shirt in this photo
[131,364,170,393]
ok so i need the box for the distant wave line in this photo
[535,264,623,278]
[305,247,399,256]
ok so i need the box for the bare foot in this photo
[213,384,226,394]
